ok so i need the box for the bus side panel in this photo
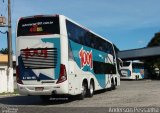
[68,40,114,91]
[68,60,107,95]
[132,68,144,79]
[68,60,79,95]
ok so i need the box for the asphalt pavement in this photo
[0,80,160,113]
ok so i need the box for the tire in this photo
[40,95,50,102]
[110,78,116,90]
[111,81,116,90]
[87,81,94,97]
[78,81,87,100]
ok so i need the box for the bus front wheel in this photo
[136,75,139,80]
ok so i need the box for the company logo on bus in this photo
[79,47,93,70]
[22,48,48,59]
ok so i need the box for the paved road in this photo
[0,80,160,113]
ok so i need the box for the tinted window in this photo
[84,32,91,47]
[66,20,85,44]
[132,63,144,69]
[93,61,116,74]
[17,16,60,36]
[66,20,115,57]
[123,62,131,66]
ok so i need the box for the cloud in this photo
[138,40,145,45]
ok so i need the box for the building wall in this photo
[0,54,8,72]
[0,54,15,92]
[0,54,8,62]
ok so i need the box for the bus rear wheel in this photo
[111,82,116,90]
[87,81,94,97]
[78,81,87,100]
[111,79,116,90]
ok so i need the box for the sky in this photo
[0,0,160,54]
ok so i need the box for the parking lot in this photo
[0,80,160,112]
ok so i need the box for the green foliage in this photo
[146,32,160,79]
[147,32,160,47]
[0,48,13,54]
[0,48,9,54]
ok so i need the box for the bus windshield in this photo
[17,16,60,37]
[123,62,131,66]
[132,63,144,69]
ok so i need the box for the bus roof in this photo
[18,14,113,45]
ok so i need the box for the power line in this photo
[0,30,7,34]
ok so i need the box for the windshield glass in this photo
[132,63,144,69]
[17,16,60,36]
[123,62,131,66]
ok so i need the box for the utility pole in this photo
[8,0,12,68]
[7,0,13,93]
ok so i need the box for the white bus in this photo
[120,61,145,80]
[16,14,120,101]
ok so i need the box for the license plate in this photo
[35,87,44,91]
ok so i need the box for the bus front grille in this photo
[20,48,57,69]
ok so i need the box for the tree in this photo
[147,32,160,47]
[146,32,160,79]
[0,48,9,54]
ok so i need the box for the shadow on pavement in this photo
[0,95,77,106]
[0,88,116,106]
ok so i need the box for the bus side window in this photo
[78,30,85,45]
[66,20,75,41]
[99,39,104,51]
[68,32,71,39]
[74,28,79,43]
[102,42,107,52]
[99,45,103,51]
[91,41,95,48]
[90,36,95,48]
[93,35,99,50]
[103,42,109,53]
[84,32,91,47]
